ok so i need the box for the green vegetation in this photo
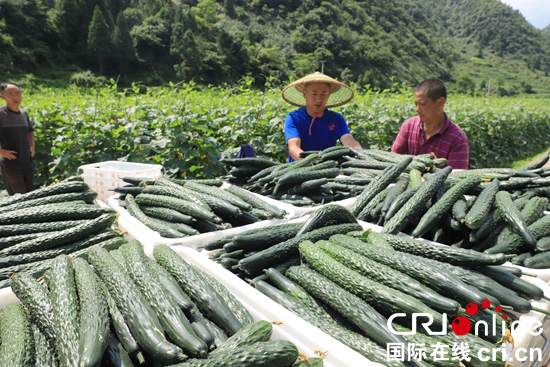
[15,83,550,191]
[1,0,549,94]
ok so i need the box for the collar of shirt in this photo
[419,113,451,140]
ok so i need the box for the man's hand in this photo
[0,148,18,160]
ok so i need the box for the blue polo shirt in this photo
[284,107,350,162]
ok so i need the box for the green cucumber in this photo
[412,175,481,237]
[32,322,57,367]
[299,241,444,326]
[210,320,272,356]
[88,246,187,364]
[125,194,185,238]
[382,166,452,235]
[463,178,500,229]
[296,204,357,236]
[0,204,114,224]
[380,178,409,218]
[317,240,460,314]
[184,181,252,211]
[49,255,80,367]
[101,333,135,367]
[330,234,490,305]
[120,242,208,358]
[0,302,33,366]
[0,180,90,207]
[74,257,110,367]
[495,190,537,248]
[350,156,413,216]
[225,184,287,218]
[252,278,400,367]
[0,213,116,257]
[148,259,194,312]
[475,265,545,300]
[285,265,407,350]
[195,267,254,326]
[380,232,506,266]
[237,223,362,276]
[140,206,196,224]
[0,190,98,214]
[153,244,243,336]
[135,193,220,222]
[523,252,550,269]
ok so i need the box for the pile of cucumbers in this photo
[3,242,303,367]
[220,147,445,207]
[0,178,123,289]
[345,154,550,268]
[115,177,288,239]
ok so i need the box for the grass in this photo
[511,149,550,169]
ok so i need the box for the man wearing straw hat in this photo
[282,72,362,162]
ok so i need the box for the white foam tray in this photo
[106,189,297,249]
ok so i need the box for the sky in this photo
[500,0,550,29]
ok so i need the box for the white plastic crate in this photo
[77,161,164,202]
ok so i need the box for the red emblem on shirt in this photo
[328,123,336,131]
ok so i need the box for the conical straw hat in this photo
[282,72,354,108]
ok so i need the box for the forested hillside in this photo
[1,0,549,92]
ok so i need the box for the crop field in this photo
[18,83,550,188]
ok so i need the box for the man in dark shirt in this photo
[0,83,35,195]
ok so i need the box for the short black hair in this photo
[415,78,446,101]
[0,83,20,93]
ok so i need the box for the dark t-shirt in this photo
[0,106,34,168]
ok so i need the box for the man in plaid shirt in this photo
[391,79,469,170]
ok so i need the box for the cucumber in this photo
[535,236,550,252]
[521,151,550,170]
[225,185,287,218]
[317,240,460,314]
[88,246,187,363]
[350,156,413,216]
[485,213,550,254]
[412,175,481,237]
[202,318,228,348]
[185,306,215,350]
[278,177,329,196]
[252,278,400,367]
[176,340,299,367]
[221,157,278,168]
[463,179,500,230]
[451,196,468,223]
[475,265,545,300]
[495,190,537,248]
[195,267,254,326]
[143,182,212,211]
[329,234,490,305]
[97,273,140,356]
[49,255,80,367]
[32,323,57,367]
[148,259,194,312]
[140,206,196,224]
[74,257,110,367]
[0,213,116,257]
[380,232,507,266]
[184,181,252,211]
[296,204,357,236]
[264,267,326,314]
[522,252,550,269]
[135,193,219,222]
[210,320,272,356]
[153,244,243,336]
[120,242,208,358]
[0,190,98,214]
[0,180,90,207]
[101,333,135,367]
[380,178,409,218]
[384,185,421,223]
[0,204,114,225]
[382,166,453,235]
[285,265,408,350]
[237,223,363,276]
[125,194,185,238]
[357,187,391,222]
[0,218,93,237]
[0,229,118,268]
[0,302,33,366]
[299,241,444,326]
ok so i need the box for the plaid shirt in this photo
[391,114,469,169]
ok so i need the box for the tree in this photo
[224,0,237,18]
[456,73,476,95]
[55,0,81,51]
[171,8,203,82]
[87,6,112,74]
[113,12,137,77]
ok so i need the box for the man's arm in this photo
[28,131,35,158]
[340,133,362,149]
[288,138,303,161]
[391,124,408,154]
